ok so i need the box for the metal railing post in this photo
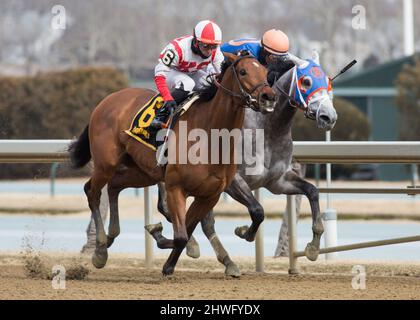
[144,187,153,268]
[254,189,264,272]
[50,163,59,198]
[324,131,338,260]
[411,164,418,187]
[287,195,299,274]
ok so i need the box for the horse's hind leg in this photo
[106,182,122,248]
[107,166,162,248]
[225,174,265,242]
[86,166,117,269]
[82,183,109,253]
[201,210,240,277]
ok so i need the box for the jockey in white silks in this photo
[151,20,224,129]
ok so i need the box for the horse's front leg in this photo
[153,184,237,275]
[150,182,200,258]
[166,186,188,249]
[162,195,220,276]
[267,170,323,261]
[225,174,264,242]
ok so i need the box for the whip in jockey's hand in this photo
[150,20,224,129]
[155,100,177,128]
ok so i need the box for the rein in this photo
[274,66,302,110]
[274,66,319,120]
[214,55,270,110]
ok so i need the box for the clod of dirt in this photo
[22,251,90,280]
[23,253,49,280]
[66,264,90,280]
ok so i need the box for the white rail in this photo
[2,140,420,163]
[0,140,70,163]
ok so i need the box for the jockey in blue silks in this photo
[221,29,294,85]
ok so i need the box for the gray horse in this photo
[87,51,337,276]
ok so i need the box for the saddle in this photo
[125,93,199,151]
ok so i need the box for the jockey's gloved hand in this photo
[150,99,178,129]
[164,100,177,112]
[157,99,177,118]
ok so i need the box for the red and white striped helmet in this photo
[193,20,222,45]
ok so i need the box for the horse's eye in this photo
[239,69,247,76]
[302,77,312,88]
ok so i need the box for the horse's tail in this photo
[68,125,91,169]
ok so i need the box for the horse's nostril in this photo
[319,114,330,123]
[261,93,269,101]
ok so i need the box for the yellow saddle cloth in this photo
[124,93,199,151]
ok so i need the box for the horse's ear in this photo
[312,49,320,65]
[287,53,308,68]
[223,52,238,63]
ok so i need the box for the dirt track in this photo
[1,252,420,300]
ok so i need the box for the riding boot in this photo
[171,88,190,105]
[151,88,190,129]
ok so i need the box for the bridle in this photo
[274,66,329,120]
[213,55,271,110]
[274,66,304,110]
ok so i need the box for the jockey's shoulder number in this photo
[162,49,176,66]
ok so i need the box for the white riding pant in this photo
[165,69,211,92]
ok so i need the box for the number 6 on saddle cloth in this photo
[124,92,199,164]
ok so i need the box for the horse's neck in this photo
[238,69,297,183]
[205,75,245,131]
[244,68,296,135]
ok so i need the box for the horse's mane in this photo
[196,58,232,103]
[267,58,295,86]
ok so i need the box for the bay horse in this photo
[98,51,337,276]
[69,52,277,275]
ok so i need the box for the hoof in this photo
[288,268,300,275]
[186,240,200,259]
[162,265,175,276]
[145,222,163,235]
[225,262,241,278]
[107,236,115,248]
[305,243,319,261]
[234,225,255,242]
[92,247,108,269]
[235,225,249,239]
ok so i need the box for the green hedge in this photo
[0,67,128,179]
